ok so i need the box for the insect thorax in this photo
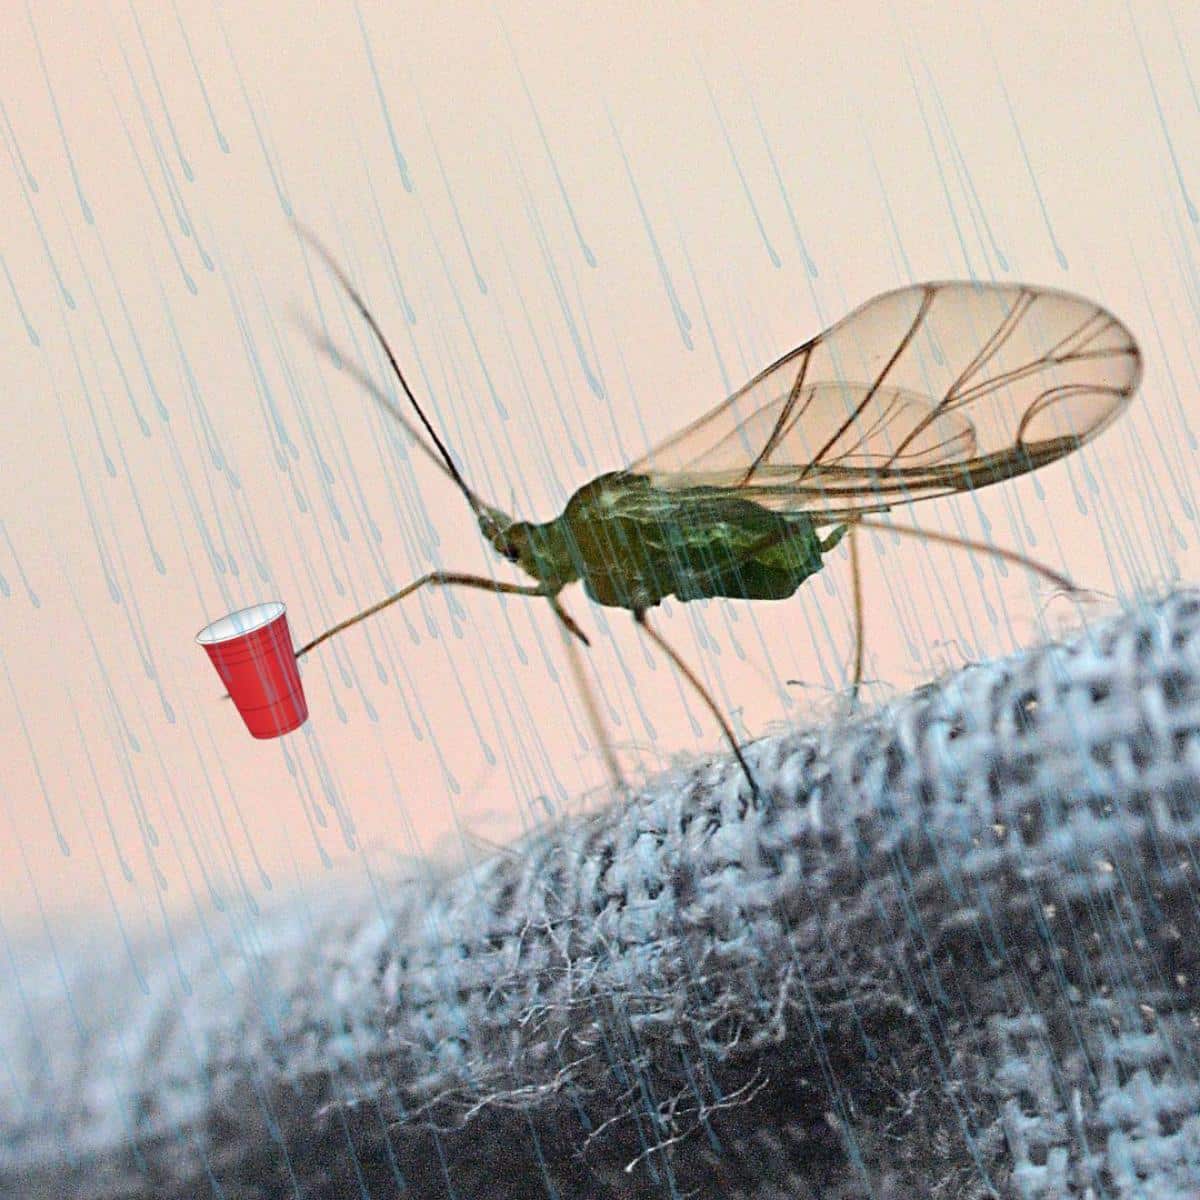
[512,472,836,612]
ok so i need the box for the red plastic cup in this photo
[196,601,308,738]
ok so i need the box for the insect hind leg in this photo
[848,524,865,704]
[632,609,764,802]
[853,517,1079,593]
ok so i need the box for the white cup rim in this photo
[196,600,286,645]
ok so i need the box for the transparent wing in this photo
[626,282,1142,521]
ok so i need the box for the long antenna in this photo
[295,222,485,518]
[298,318,457,485]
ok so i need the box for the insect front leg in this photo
[294,571,554,660]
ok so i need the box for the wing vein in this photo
[795,284,936,485]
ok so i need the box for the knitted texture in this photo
[3,591,1200,1198]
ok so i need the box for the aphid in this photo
[297,229,1141,798]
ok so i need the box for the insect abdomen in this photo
[561,473,831,611]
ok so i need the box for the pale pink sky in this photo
[1,0,1197,935]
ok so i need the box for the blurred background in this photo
[1,0,1197,943]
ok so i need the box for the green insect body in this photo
[483,472,846,611]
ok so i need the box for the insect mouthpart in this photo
[478,506,522,563]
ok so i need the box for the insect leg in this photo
[547,597,591,648]
[547,596,628,796]
[848,524,865,702]
[295,571,552,660]
[632,609,764,802]
[853,518,1079,593]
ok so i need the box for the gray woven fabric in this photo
[4,590,1200,1199]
